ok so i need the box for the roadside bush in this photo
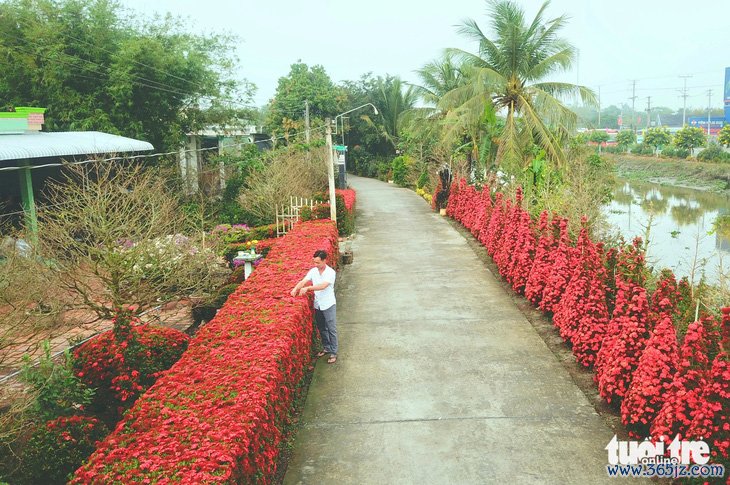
[19,416,108,485]
[698,143,730,163]
[417,171,430,190]
[73,314,189,422]
[391,155,415,186]
[630,143,654,156]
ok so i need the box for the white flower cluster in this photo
[118,235,219,281]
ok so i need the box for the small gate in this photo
[275,196,317,237]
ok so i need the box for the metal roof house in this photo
[0,108,153,239]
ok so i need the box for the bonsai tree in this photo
[643,127,672,156]
[37,164,227,322]
[673,126,706,155]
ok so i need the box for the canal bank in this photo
[609,154,730,194]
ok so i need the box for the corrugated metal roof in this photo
[0,131,154,162]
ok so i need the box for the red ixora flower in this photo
[72,219,342,484]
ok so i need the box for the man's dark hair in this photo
[313,250,328,260]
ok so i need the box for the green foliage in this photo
[0,0,252,151]
[589,130,610,144]
[697,143,730,163]
[265,62,339,138]
[718,124,730,148]
[643,126,672,151]
[391,155,415,187]
[417,171,430,190]
[630,143,654,156]
[18,342,95,423]
[366,76,418,148]
[445,0,596,167]
[18,416,108,485]
[659,145,690,159]
[520,146,614,235]
[673,126,706,151]
[616,130,636,148]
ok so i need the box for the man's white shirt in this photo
[305,265,336,310]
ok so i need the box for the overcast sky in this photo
[119,0,729,112]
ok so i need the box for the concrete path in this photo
[284,176,627,485]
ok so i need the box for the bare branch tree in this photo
[37,163,227,320]
[238,147,328,223]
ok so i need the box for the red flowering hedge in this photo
[336,188,356,213]
[72,220,339,484]
[443,177,728,459]
[688,307,730,464]
[73,316,190,421]
[651,315,719,443]
[304,189,356,236]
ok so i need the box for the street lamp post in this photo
[325,104,379,222]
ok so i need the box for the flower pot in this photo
[439,208,447,216]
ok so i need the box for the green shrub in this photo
[212,283,239,308]
[416,171,429,190]
[19,416,108,485]
[697,143,730,163]
[391,156,407,186]
[660,145,690,159]
[19,342,95,422]
[630,143,654,156]
[376,159,391,181]
[226,266,247,285]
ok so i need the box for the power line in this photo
[0,123,328,173]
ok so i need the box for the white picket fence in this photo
[275,196,317,237]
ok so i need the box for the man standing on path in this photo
[290,250,338,364]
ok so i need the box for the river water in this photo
[604,180,730,285]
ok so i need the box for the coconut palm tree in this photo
[412,53,465,112]
[365,75,418,149]
[444,0,596,168]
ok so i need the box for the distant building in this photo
[178,125,267,194]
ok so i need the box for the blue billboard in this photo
[725,67,730,123]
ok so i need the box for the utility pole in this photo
[679,75,692,126]
[325,118,337,222]
[597,86,601,128]
[304,100,310,144]
[629,80,637,133]
[707,89,713,140]
[646,96,652,129]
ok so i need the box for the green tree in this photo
[364,75,418,149]
[589,130,609,153]
[673,126,706,152]
[718,124,730,148]
[444,0,596,168]
[265,61,339,140]
[616,130,636,148]
[643,126,672,155]
[0,0,251,151]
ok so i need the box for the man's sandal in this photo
[316,351,327,358]
[327,354,337,364]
